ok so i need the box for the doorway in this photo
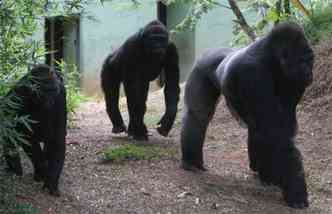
[44,15,80,71]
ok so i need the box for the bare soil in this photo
[3,41,332,214]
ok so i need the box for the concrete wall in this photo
[195,0,257,56]
[167,3,196,82]
[57,1,257,96]
[195,0,234,56]
[79,1,156,96]
[165,0,257,82]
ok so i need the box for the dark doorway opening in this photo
[157,2,167,26]
[44,16,80,71]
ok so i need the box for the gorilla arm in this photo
[157,43,180,136]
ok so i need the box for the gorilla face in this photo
[29,65,62,109]
[142,21,169,60]
[280,39,314,87]
[270,23,314,88]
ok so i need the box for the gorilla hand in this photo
[156,111,176,137]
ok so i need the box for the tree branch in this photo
[227,0,256,41]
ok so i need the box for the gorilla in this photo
[181,22,314,208]
[101,20,180,141]
[3,64,67,196]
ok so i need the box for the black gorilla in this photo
[3,64,67,196]
[101,20,180,141]
[181,22,314,208]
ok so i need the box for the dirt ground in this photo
[3,41,332,214]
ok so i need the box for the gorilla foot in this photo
[181,160,207,172]
[49,189,61,197]
[283,179,308,209]
[249,162,258,172]
[156,126,170,137]
[43,183,60,197]
[112,125,127,134]
[128,127,148,141]
[258,173,280,187]
[284,192,308,209]
[34,167,47,182]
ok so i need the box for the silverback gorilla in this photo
[3,64,67,196]
[181,22,314,208]
[101,20,180,141]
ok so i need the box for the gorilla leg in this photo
[181,110,210,171]
[247,129,256,172]
[44,138,65,196]
[3,141,23,176]
[273,145,308,208]
[181,71,220,171]
[250,131,276,185]
[124,80,149,140]
[21,140,47,182]
[103,77,126,133]
[248,128,259,172]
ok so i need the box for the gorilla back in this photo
[181,22,314,208]
[3,64,67,196]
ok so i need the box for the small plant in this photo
[0,174,39,214]
[103,144,176,162]
[57,61,88,122]
[303,5,332,44]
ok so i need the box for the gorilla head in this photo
[28,64,62,108]
[141,20,169,59]
[266,22,314,87]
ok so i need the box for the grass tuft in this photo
[0,173,39,214]
[103,144,176,162]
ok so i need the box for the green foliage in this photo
[0,1,44,149]
[57,61,88,121]
[103,144,176,162]
[0,174,39,214]
[169,0,219,33]
[0,0,90,147]
[303,5,332,44]
[231,0,331,46]
[0,0,91,211]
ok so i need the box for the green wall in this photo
[167,3,196,82]
[40,1,257,95]
[195,0,257,56]
[79,1,156,96]
[166,0,258,82]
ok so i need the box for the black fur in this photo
[181,22,314,208]
[3,64,67,196]
[101,20,180,140]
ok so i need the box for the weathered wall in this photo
[195,0,257,56]
[58,1,257,96]
[167,3,196,82]
[79,1,156,96]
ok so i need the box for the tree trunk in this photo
[284,0,290,15]
[275,0,282,24]
[227,0,256,41]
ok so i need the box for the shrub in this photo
[303,5,332,44]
